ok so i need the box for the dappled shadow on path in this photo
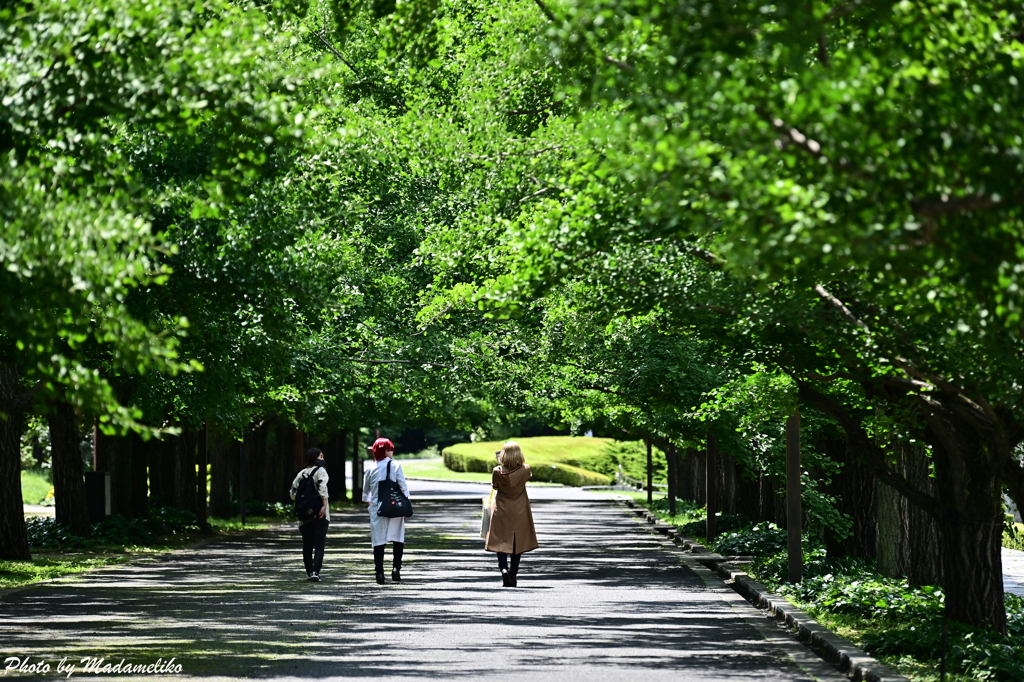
[0,500,822,681]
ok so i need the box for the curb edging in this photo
[618,498,910,682]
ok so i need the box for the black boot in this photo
[392,542,403,582]
[501,570,512,587]
[375,572,386,585]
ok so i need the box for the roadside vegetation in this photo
[641,498,1024,681]
[3,0,1023,661]
[1,506,288,591]
[442,437,663,487]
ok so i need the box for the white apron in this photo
[362,459,410,546]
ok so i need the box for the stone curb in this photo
[619,499,910,682]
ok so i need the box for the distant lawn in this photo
[443,436,617,487]
[400,459,493,482]
[400,458,564,485]
[21,469,52,505]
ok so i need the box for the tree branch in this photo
[338,357,452,369]
[797,381,943,520]
[817,32,829,67]
[813,284,870,331]
[911,192,1009,218]
[532,0,557,22]
[603,55,635,73]
[306,24,360,74]
[581,384,632,398]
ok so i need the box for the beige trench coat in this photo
[484,464,539,554]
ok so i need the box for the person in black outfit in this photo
[290,448,330,581]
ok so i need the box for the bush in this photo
[677,513,752,538]
[584,440,667,483]
[713,523,789,556]
[442,437,613,486]
[745,539,1024,680]
[862,600,1024,681]
[26,504,201,549]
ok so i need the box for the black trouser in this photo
[373,542,404,573]
[497,536,520,574]
[300,518,329,573]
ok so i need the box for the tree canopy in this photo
[3,0,1024,633]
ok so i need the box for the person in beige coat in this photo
[484,441,539,587]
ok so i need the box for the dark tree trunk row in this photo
[0,361,33,560]
[175,430,197,515]
[209,427,236,519]
[352,430,362,503]
[48,396,90,537]
[824,436,877,560]
[799,382,1012,633]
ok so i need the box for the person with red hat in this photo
[362,437,411,584]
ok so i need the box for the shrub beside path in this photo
[2,487,847,680]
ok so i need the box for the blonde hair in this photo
[499,441,525,470]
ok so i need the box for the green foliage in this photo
[644,498,705,530]
[0,0,313,425]
[752,549,1024,680]
[0,556,134,590]
[441,436,613,486]
[677,513,752,539]
[25,506,200,549]
[585,439,666,483]
[862,599,1024,681]
[20,470,52,505]
[712,523,788,557]
[1003,520,1024,552]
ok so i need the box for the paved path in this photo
[3,495,844,681]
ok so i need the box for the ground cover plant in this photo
[641,497,1024,680]
[0,555,138,591]
[2,506,287,590]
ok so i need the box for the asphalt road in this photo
[3,491,844,681]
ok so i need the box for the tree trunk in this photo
[351,430,362,503]
[175,430,197,514]
[900,443,942,587]
[876,474,909,579]
[208,428,234,518]
[679,447,696,503]
[148,435,177,507]
[48,397,90,537]
[197,424,208,530]
[721,449,737,515]
[0,360,31,560]
[323,431,347,503]
[645,438,653,504]
[96,431,133,518]
[129,432,148,518]
[666,443,677,516]
[927,412,1006,633]
[797,382,1009,632]
[706,434,717,540]
[824,436,877,560]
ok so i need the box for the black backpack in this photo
[294,466,323,523]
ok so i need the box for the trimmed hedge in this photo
[442,438,613,487]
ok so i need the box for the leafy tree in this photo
[360,0,1024,631]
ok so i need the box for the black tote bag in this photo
[376,460,413,518]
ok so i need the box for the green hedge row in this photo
[442,448,611,487]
